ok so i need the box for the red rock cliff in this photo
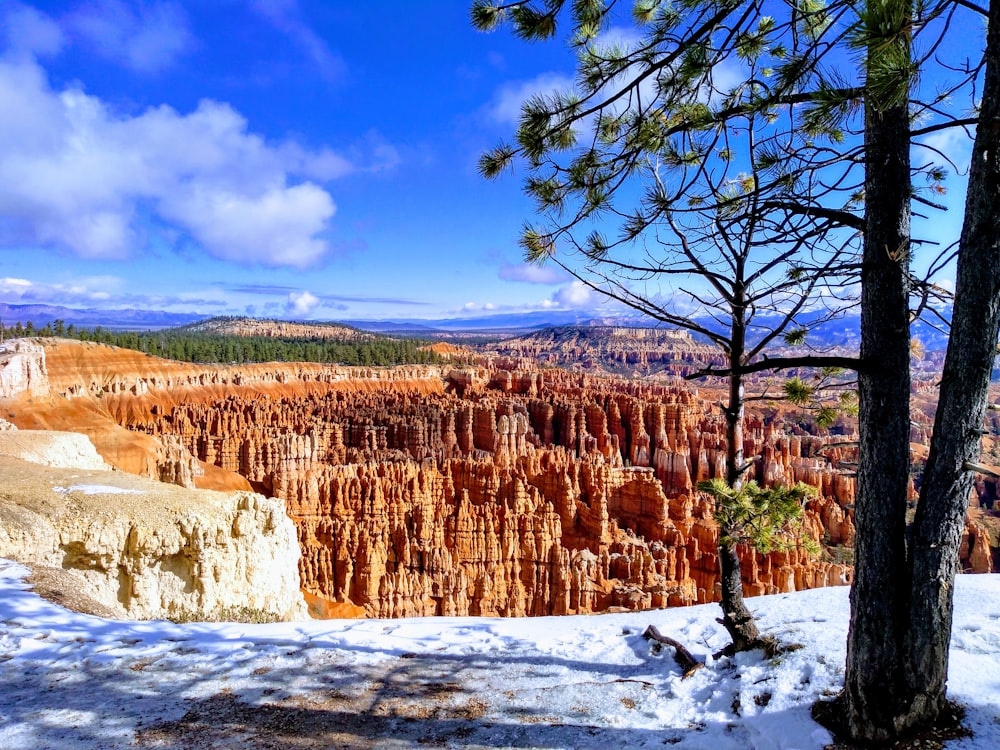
[6,340,862,617]
[93,353,856,617]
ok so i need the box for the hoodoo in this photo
[0,338,870,619]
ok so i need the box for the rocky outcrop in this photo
[36,339,444,406]
[0,429,109,470]
[5,340,441,490]
[2,339,866,619]
[483,326,720,378]
[0,339,49,399]
[962,517,997,573]
[100,353,856,618]
[0,430,305,620]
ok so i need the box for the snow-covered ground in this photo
[1,559,998,750]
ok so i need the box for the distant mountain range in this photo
[343,309,636,333]
[0,303,628,333]
[0,303,203,331]
[0,301,954,352]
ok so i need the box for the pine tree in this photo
[472,0,998,739]
[473,0,862,653]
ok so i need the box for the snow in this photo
[53,485,144,495]
[1,559,998,749]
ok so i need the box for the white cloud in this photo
[553,280,597,308]
[593,26,644,51]
[249,0,345,81]
[918,127,974,173]
[498,262,570,284]
[0,2,64,60]
[489,73,575,125]
[280,143,355,181]
[453,281,615,316]
[158,183,334,267]
[0,60,345,267]
[0,274,125,305]
[66,0,193,74]
[286,290,320,317]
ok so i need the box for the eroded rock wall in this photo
[121,363,856,617]
[2,341,868,618]
[0,340,49,399]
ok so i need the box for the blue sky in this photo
[0,1,980,324]
[0,0,610,322]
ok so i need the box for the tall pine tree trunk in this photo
[904,0,1000,725]
[719,358,761,652]
[843,1,913,738]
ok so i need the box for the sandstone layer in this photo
[484,326,720,379]
[185,317,375,341]
[3,341,861,618]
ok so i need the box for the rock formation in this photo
[185,317,376,341]
[0,340,48,399]
[30,342,851,618]
[483,326,721,378]
[962,517,997,573]
[6,338,994,623]
[0,429,306,620]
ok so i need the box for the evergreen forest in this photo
[0,319,445,367]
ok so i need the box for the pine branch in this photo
[684,355,864,380]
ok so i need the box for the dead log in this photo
[642,625,705,678]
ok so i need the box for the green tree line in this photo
[0,319,444,367]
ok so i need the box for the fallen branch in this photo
[964,461,1000,478]
[642,625,705,678]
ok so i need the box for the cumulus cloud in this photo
[0,2,64,60]
[553,280,597,308]
[280,142,355,181]
[918,126,974,175]
[461,301,497,311]
[0,59,346,267]
[488,72,575,125]
[286,290,320,316]
[65,0,193,74]
[0,274,125,306]
[160,183,334,266]
[0,277,32,290]
[498,262,570,284]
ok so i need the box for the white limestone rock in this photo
[0,340,49,399]
[0,430,110,470]
[0,453,307,621]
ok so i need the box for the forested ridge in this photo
[0,319,445,367]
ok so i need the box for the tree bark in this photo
[717,301,762,651]
[904,0,1000,725]
[843,7,914,739]
[718,539,761,651]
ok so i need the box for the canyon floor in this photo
[1,560,998,750]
